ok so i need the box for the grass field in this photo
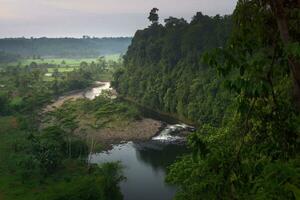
[47,67,78,73]
[103,54,121,61]
[0,54,121,82]
[0,54,121,67]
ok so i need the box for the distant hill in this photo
[0,51,21,63]
[0,37,132,58]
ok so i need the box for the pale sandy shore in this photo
[75,118,163,146]
[43,81,111,112]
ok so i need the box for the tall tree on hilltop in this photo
[148,8,159,24]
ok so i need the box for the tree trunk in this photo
[270,0,300,110]
[289,59,300,111]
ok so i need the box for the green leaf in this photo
[285,183,300,200]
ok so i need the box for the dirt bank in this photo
[43,92,84,112]
[42,81,164,146]
[75,118,163,146]
[43,82,111,112]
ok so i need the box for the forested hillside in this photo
[0,37,132,58]
[0,51,21,63]
[114,2,300,199]
[113,12,232,126]
[0,58,125,199]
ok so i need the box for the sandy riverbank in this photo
[42,82,164,145]
[75,118,163,146]
[43,81,111,112]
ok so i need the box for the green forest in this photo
[0,37,132,58]
[0,57,126,199]
[113,1,300,199]
[113,12,232,125]
[0,0,299,199]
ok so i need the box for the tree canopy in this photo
[0,37,132,58]
[113,3,300,199]
[148,8,159,24]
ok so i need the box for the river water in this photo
[46,81,192,199]
[85,81,113,100]
[85,82,192,200]
[90,140,189,200]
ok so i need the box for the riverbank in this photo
[42,88,164,147]
[41,82,195,148]
[43,81,111,112]
[120,96,196,127]
[75,118,163,146]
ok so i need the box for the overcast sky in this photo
[0,0,238,38]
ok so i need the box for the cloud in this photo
[38,0,237,15]
[0,0,238,37]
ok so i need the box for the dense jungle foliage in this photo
[0,37,132,58]
[0,58,124,200]
[113,12,232,125]
[113,1,300,199]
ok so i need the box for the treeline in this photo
[0,58,120,114]
[0,37,132,58]
[114,3,300,199]
[113,12,232,125]
[0,51,21,63]
[0,58,124,199]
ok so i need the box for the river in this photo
[90,140,189,200]
[85,82,193,199]
[45,81,193,199]
[88,120,192,200]
[84,81,114,100]
[44,81,113,112]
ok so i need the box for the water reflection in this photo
[90,141,188,200]
[134,141,188,171]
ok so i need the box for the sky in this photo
[0,0,238,38]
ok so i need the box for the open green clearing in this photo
[0,54,122,82]
[0,54,121,68]
[47,67,78,73]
